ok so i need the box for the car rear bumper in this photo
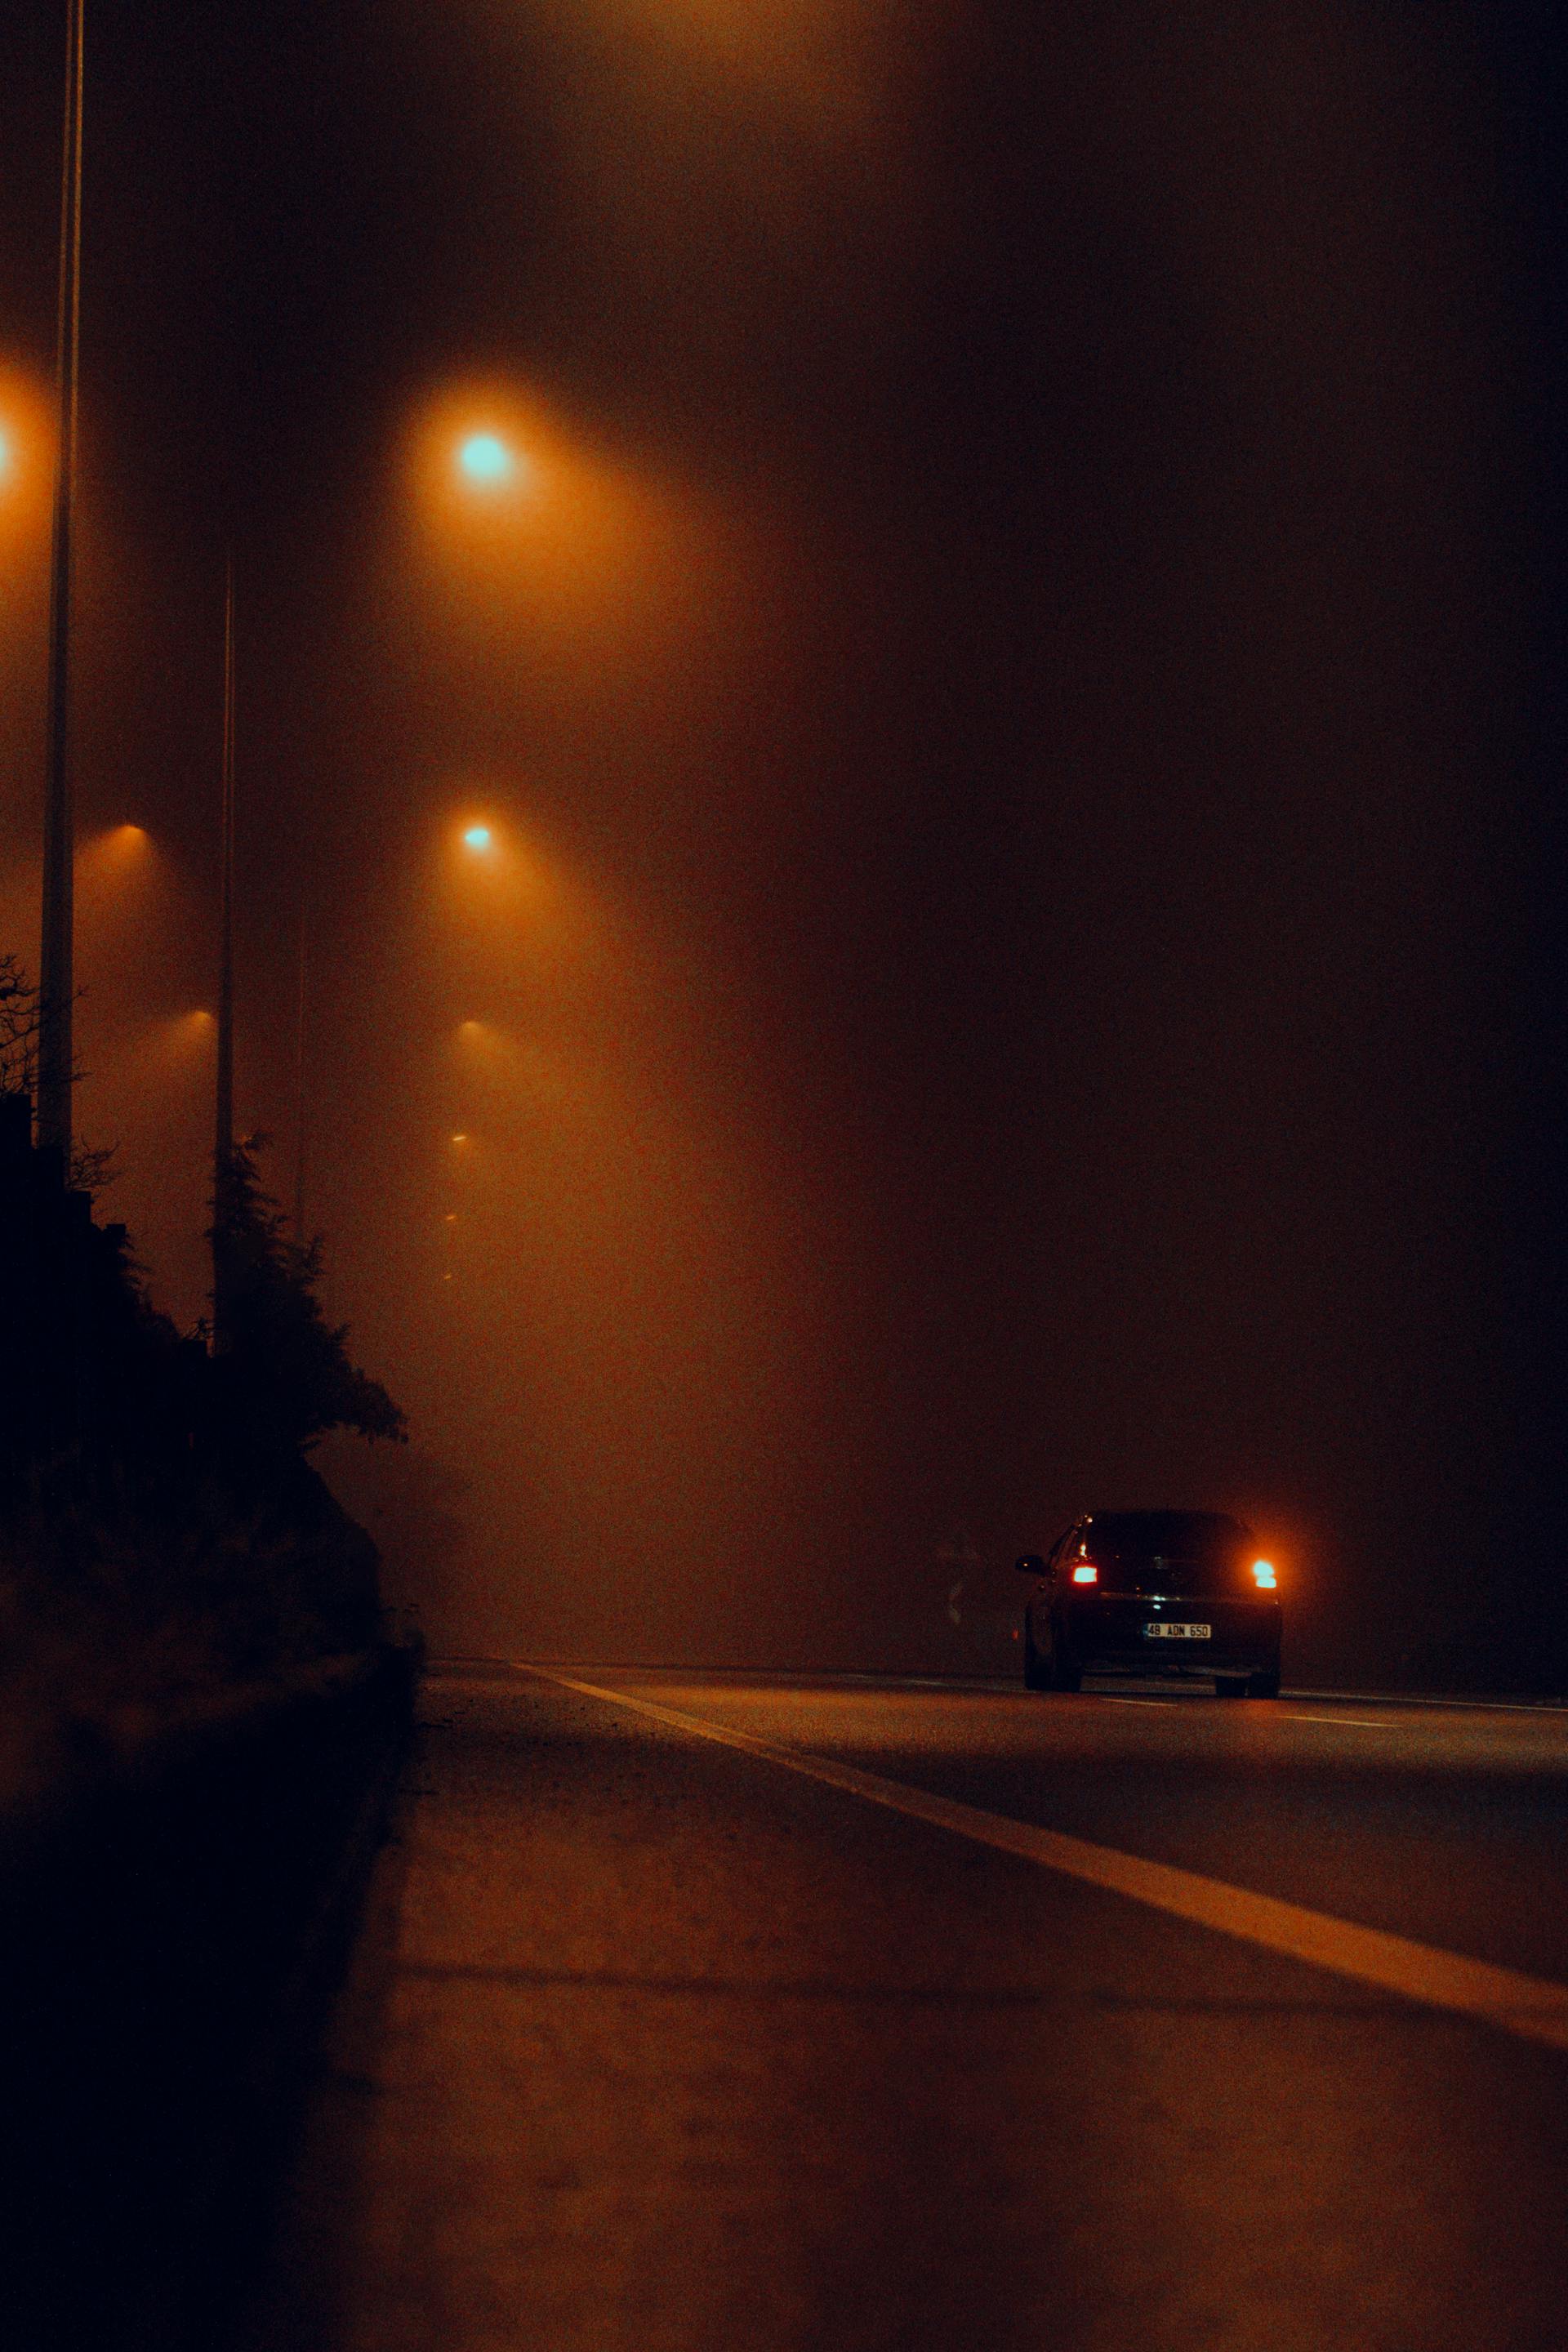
[1062,1592,1281,1677]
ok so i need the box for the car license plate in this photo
[1145,1621,1209,1640]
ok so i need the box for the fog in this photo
[1,2,1559,1677]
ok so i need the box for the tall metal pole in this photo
[292,902,307,1244]
[212,558,236,1348]
[38,0,86,1168]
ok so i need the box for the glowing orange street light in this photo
[79,822,152,883]
[145,1008,215,1062]
[462,824,492,852]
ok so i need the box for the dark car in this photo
[1018,1510,1281,1697]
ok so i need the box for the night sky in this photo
[1,1,1561,1675]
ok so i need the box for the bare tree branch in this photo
[2,951,118,1196]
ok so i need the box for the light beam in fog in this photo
[0,6,1537,1691]
[78,821,152,889]
[0,370,52,648]
[0,371,51,507]
[64,818,232,1338]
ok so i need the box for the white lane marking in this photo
[1096,1696,1178,1707]
[1283,1714,1404,1730]
[523,1666,1568,2057]
[1285,1689,1568,1719]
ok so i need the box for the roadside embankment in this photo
[0,1639,418,2352]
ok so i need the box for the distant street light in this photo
[0,381,50,517]
[156,1009,216,1057]
[462,823,492,851]
[78,821,151,880]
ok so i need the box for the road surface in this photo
[234,1665,1568,2350]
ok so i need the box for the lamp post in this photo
[212,559,236,1349]
[37,0,86,1169]
[292,902,307,1242]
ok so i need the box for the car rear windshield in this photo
[1080,1512,1255,1594]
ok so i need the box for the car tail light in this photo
[1072,1564,1098,1584]
[1251,1560,1276,1589]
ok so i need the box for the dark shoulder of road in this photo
[231,1668,1568,2352]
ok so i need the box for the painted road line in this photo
[1285,1688,1568,1717]
[523,1666,1568,2057]
[1282,1714,1404,1729]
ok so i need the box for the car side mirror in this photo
[1015,1553,1046,1576]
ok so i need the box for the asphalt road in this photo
[234,1666,1568,2351]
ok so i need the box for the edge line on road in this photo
[1281,1714,1403,1729]
[519,1666,1568,2057]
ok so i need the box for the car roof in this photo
[1080,1509,1254,1542]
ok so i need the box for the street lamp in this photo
[0,377,45,517]
[457,432,519,487]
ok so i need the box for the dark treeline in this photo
[1,976,416,2352]
[1,958,405,1728]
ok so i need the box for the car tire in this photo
[1214,1675,1250,1699]
[1049,1635,1083,1694]
[1248,1670,1281,1699]
[1022,1623,1051,1691]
